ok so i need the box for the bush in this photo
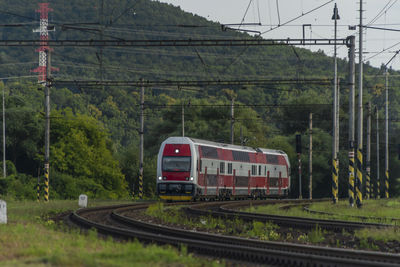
[1,173,37,200]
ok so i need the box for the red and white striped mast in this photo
[32,3,55,84]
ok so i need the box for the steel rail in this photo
[69,203,400,267]
[185,200,392,232]
[303,205,400,223]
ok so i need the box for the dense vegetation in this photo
[0,0,398,200]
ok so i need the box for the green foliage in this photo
[308,225,325,244]
[50,109,128,199]
[0,174,37,200]
[145,202,165,218]
[248,221,280,241]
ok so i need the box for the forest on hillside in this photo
[0,0,399,200]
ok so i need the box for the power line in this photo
[261,0,334,35]
[52,78,332,88]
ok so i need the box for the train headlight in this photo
[158,176,162,180]
[190,177,194,181]
[163,177,167,180]
[175,149,180,154]
[185,177,189,181]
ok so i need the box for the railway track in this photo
[67,200,400,266]
[303,205,400,224]
[184,199,392,232]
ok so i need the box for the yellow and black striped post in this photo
[365,166,370,199]
[332,159,338,204]
[139,174,143,199]
[377,174,381,199]
[356,148,363,208]
[44,163,49,202]
[37,181,40,202]
[385,170,389,198]
[348,151,355,207]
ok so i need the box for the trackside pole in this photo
[366,102,371,199]
[376,107,380,199]
[356,0,364,209]
[139,79,144,199]
[347,35,355,207]
[44,49,51,202]
[385,70,389,198]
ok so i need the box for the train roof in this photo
[163,136,287,156]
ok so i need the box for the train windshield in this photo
[162,156,191,172]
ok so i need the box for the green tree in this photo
[50,109,128,198]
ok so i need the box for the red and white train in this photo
[157,137,291,201]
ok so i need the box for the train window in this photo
[264,166,267,175]
[200,146,218,159]
[266,154,279,164]
[232,151,250,162]
[162,157,191,172]
[228,163,232,174]
[251,165,257,175]
[258,165,261,175]
[220,162,225,174]
[199,160,202,172]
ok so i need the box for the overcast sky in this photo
[157,0,400,70]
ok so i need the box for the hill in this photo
[0,0,398,199]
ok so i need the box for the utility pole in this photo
[356,0,364,208]
[44,49,51,202]
[348,35,355,207]
[366,102,371,199]
[385,69,389,198]
[309,113,312,200]
[331,3,340,204]
[376,106,380,199]
[296,134,302,199]
[2,83,5,179]
[231,98,234,144]
[139,78,144,199]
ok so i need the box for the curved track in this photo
[67,200,400,266]
[185,199,392,232]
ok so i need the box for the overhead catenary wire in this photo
[261,0,334,35]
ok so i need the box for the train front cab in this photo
[157,139,196,201]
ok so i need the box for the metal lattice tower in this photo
[32,3,55,84]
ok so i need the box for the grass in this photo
[0,198,221,266]
[145,202,281,241]
[245,199,400,225]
